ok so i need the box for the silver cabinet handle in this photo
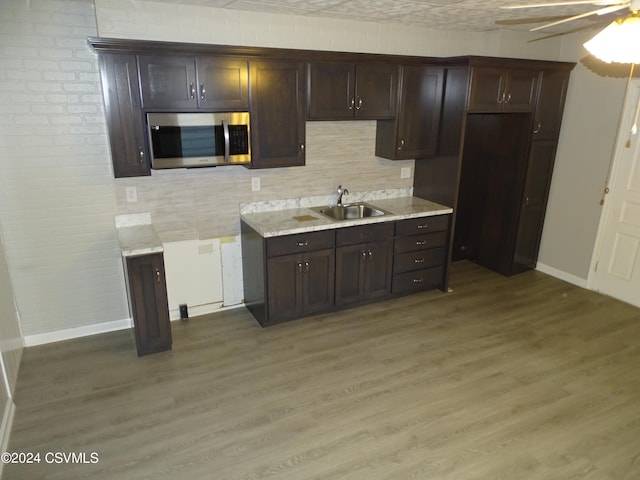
[155,268,161,284]
[296,262,303,275]
[414,258,425,264]
[348,97,355,110]
[361,250,367,263]
[299,143,305,156]
[356,96,363,110]
[138,146,145,164]
[505,92,512,103]
[398,139,405,151]
[417,224,428,230]
[413,277,424,284]
[416,240,426,246]
[533,122,542,134]
[200,83,206,100]
[296,240,309,247]
[189,82,196,99]
[303,261,310,273]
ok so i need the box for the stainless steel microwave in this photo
[146,112,251,169]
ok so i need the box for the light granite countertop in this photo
[241,196,453,238]
[115,213,163,257]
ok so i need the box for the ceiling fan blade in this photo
[495,15,570,24]
[530,4,628,31]
[501,0,626,10]
[527,19,606,41]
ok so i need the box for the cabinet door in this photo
[395,66,444,158]
[307,62,356,120]
[532,69,570,140]
[364,240,393,299]
[250,61,306,168]
[354,63,398,119]
[377,65,444,160]
[335,241,392,306]
[512,140,557,273]
[335,244,366,306]
[99,53,150,177]
[267,254,301,322]
[503,68,538,112]
[468,67,506,112]
[126,253,172,356]
[197,57,249,110]
[138,55,197,110]
[301,248,335,315]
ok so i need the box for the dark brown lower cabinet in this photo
[335,223,394,306]
[266,249,335,323]
[241,214,451,326]
[125,253,172,356]
[393,216,450,293]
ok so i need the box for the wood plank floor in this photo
[5,261,640,480]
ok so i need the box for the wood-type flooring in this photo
[5,261,640,479]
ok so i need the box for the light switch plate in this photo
[251,177,261,192]
[401,167,411,179]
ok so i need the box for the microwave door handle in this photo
[222,119,230,163]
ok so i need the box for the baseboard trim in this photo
[536,262,588,289]
[23,303,246,347]
[0,400,15,478]
[23,318,132,347]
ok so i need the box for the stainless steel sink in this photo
[311,202,389,220]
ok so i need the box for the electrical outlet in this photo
[126,186,137,202]
[251,177,261,192]
[401,167,411,179]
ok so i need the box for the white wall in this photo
[0,0,623,341]
[537,32,628,281]
[0,0,130,339]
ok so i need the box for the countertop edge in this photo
[241,200,453,238]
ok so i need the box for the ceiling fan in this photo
[501,0,640,32]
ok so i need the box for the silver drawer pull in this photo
[416,240,426,246]
[417,224,428,229]
[297,241,309,247]
[414,258,425,263]
[413,277,424,283]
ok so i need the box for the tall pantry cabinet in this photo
[414,57,574,277]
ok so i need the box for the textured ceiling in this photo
[148,0,626,34]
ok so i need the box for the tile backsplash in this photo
[115,121,414,243]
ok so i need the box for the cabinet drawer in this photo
[336,222,394,247]
[394,247,445,274]
[266,230,334,257]
[394,231,448,254]
[392,265,443,294]
[395,215,450,237]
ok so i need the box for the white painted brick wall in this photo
[0,0,129,338]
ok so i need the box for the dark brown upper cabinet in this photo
[307,62,398,120]
[137,55,249,110]
[468,66,538,113]
[248,60,306,169]
[376,65,445,160]
[98,53,150,178]
[532,69,571,140]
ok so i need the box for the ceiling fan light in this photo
[583,14,640,64]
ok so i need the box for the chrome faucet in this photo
[337,185,349,205]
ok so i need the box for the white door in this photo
[591,79,640,307]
